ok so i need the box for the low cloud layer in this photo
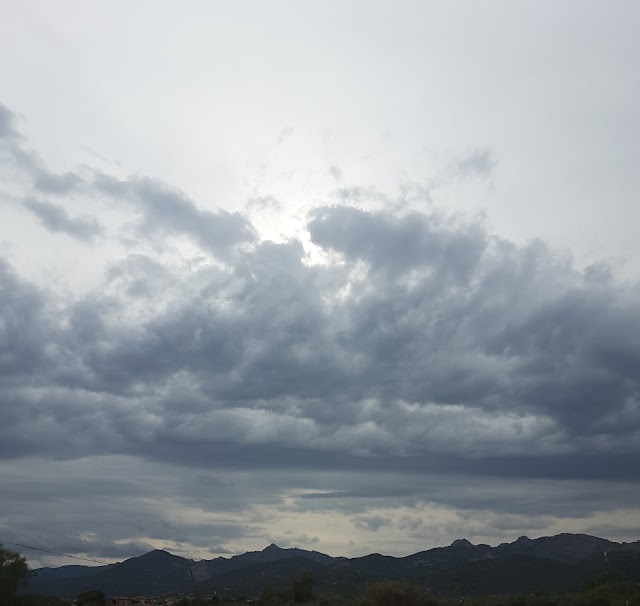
[1,101,639,565]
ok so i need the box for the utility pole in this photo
[189,566,201,606]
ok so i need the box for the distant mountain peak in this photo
[26,532,640,600]
[139,548,175,558]
[450,538,473,548]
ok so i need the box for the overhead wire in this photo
[0,540,112,565]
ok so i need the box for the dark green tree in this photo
[0,545,30,601]
[259,584,282,606]
[289,571,315,603]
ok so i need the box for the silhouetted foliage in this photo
[260,583,284,606]
[0,545,30,602]
[290,572,315,603]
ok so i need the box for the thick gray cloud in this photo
[23,198,103,241]
[1,102,639,563]
[2,200,639,471]
[308,205,486,278]
[0,0,639,566]
[33,171,84,195]
[94,174,257,258]
[0,258,52,383]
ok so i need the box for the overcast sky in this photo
[1,0,640,568]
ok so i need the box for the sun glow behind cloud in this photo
[1,1,640,567]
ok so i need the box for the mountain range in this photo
[24,533,640,599]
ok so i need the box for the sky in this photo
[1,0,640,568]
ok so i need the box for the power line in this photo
[1,540,112,565]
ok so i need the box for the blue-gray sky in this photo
[1,0,639,567]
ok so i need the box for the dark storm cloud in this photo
[3,455,639,564]
[23,198,103,241]
[288,468,640,517]
[0,258,52,382]
[106,254,174,298]
[94,174,257,257]
[307,205,485,278]
[2,201,639,485]
[2,115,640,556]
[0,457,290,561]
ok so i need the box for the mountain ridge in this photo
[24,533,640,598]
